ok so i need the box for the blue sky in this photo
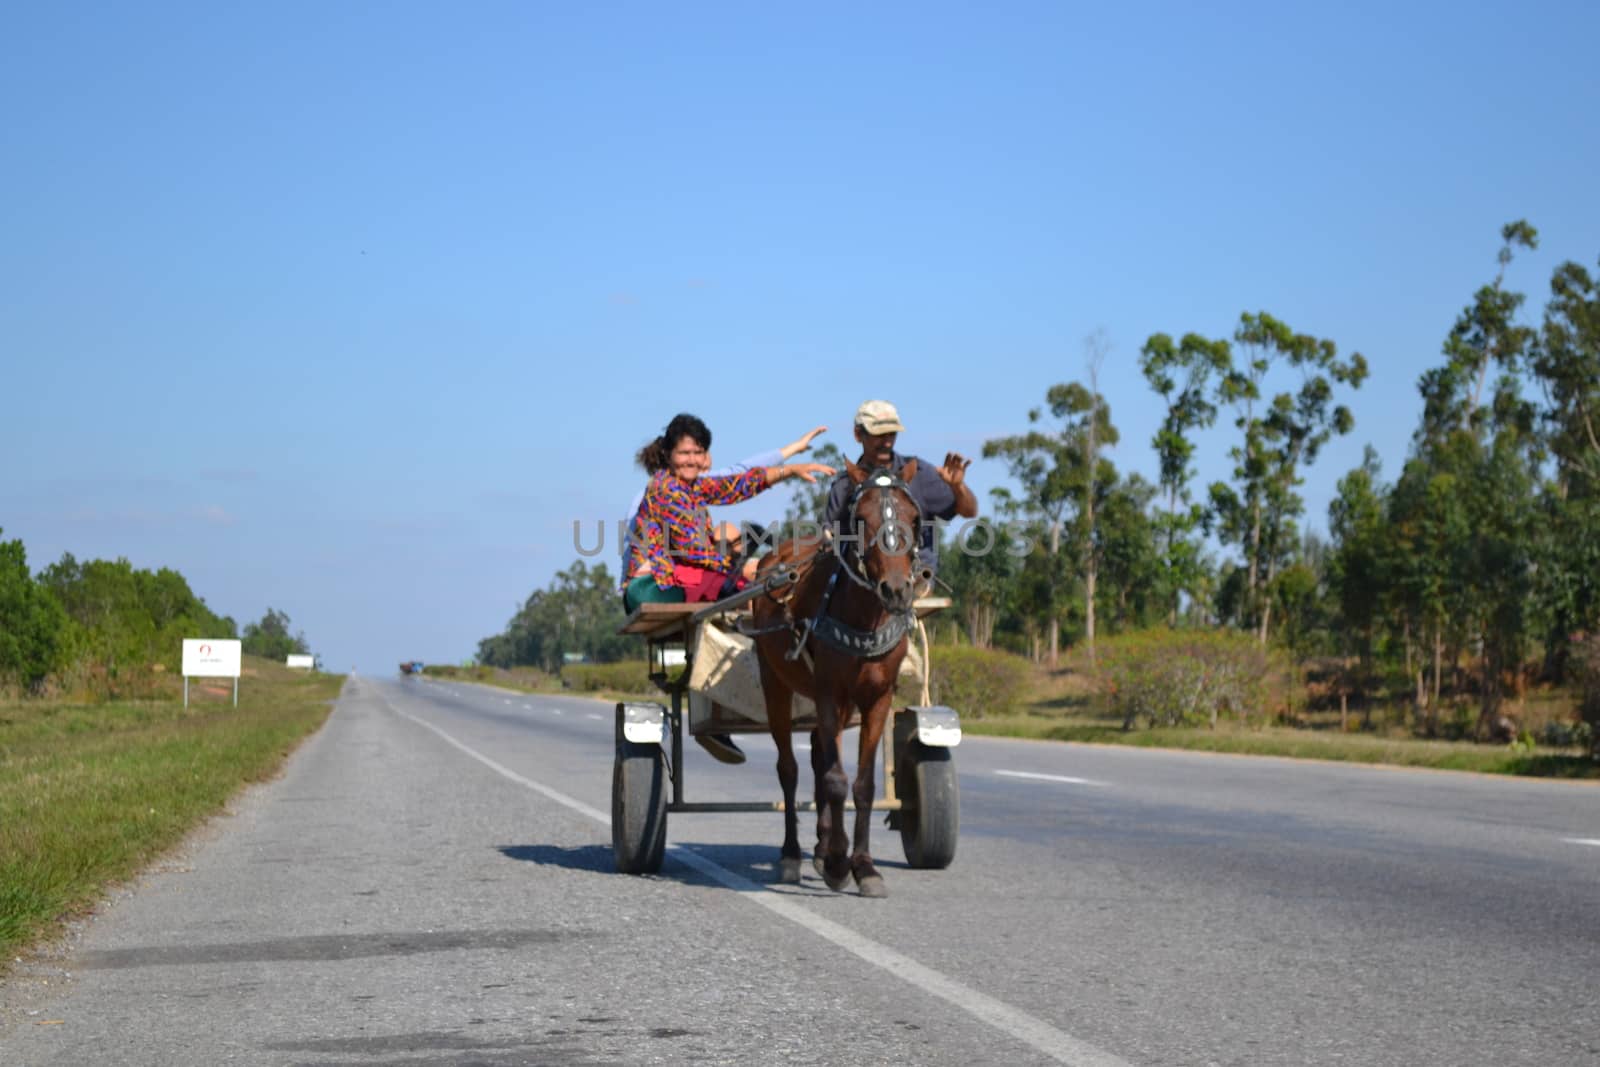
[4,2,1597,671]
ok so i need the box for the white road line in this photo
[386,702,1130,1067]
[523,704,534,710]
[996,770,1107,787]
[1565,838,1600,848]
[587,714,603,721]
[551,708,564,716]
[389,705,610,824]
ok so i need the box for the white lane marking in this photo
[1565,838,1600,848]
[523,704,534,710]
[587,714,603,721]
[504,699,512,705]
[388,705,610,824]
[997,770,1107,787]
[551,708,564,716]
[388,703,1130,1067]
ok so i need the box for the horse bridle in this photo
[832,468,923,596]
[739,468,925,660]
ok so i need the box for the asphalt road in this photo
[4,673,1599,1066]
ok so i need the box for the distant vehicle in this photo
[399,661,425,675]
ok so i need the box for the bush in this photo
[1098,629,1285,730]
[927,645,1031,719]
[560,660,655,694]
[0,534,71,691]
[422,664,497,683]
[1576,634,1600,759]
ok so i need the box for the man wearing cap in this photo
[823,400,977,578]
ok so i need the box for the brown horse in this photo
[748,459,932,897]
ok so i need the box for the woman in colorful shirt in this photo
[618,424,826,579]
[622,414,832,614]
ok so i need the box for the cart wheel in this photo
[612,739,668,874]
[899,743,958,869]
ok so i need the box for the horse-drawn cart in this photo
[611,566,961,878]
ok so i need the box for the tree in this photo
[1091,473,1162,635]
[984,376,1118,666]
[1530,255,1600,675]
[940,518,1021,648]
[1210,311,1367,644]
[1140,330,1230,624]
[1396,222,1543,735]
[0,531,70,690]
[1326,447,1387,698]
[242,608,309,662]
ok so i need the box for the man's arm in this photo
[939,452,977,519]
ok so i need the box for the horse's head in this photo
[839,459,933,615]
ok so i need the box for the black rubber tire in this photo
[612,740,668,874]
[899,743,958,869]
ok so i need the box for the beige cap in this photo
[855,399,905,435]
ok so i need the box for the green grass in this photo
[964,708,1600,778]
[0,658,344,960]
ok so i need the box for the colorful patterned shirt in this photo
[624,467,769,591]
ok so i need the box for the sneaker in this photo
[695,732,746,765]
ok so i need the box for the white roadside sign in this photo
[286,654,315,670]
[183,639,242,679]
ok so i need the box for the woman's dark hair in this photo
[636,413,713,473]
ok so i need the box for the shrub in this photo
[560,660,655,694]
[1098,629,1285,730]
[1576,634,1600,759]
[422,664,497,683]
[927,645,1031,719]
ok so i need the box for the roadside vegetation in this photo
[0,537,333,961]
[0,657,342,960]
[470,220,1600,778]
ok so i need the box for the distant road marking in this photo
[503,699,512,705]
[386,701,1129,1067]
[587,713,603,721]
[997,770,1106,787]
[551,708,564,716]
[1565,838,1600,848]
[523,704,534,710]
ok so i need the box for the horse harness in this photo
[739,468,922,662]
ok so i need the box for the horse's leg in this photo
[757,654,802,884]
[809,725,827,878]
[813,690,853,892]
[849,689,895,899]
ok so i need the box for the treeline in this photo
[936,221,1599,738]
[0,529,311,698]
[476,560,632,671]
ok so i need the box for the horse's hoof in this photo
[813,854,827,879]
[856,874,888,899]
[779,857,802,884]
[823,867,852,892]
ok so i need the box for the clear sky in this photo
[4,2,1597,671]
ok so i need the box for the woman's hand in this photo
[779,425,828,460]
[767,462,836,484]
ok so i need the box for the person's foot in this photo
[695,732,746,765]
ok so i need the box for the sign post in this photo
[182,639,243,707]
